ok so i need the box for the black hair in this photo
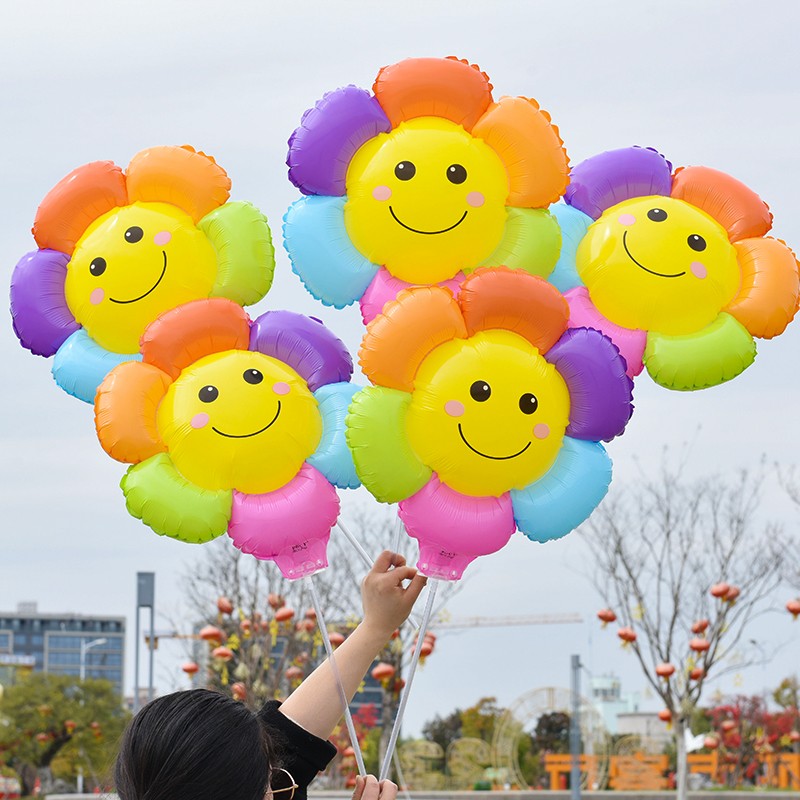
[114,689,275,800]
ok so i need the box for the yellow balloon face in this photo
[576,196,740,335]
[406,330,570,497]
[157,350,321,495]
[344,118,509,284]
[65,202,217,353]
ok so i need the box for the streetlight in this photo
[80,638,107,682]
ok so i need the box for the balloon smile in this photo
[110,251,168,304]
[212,402,282,439]
[389,207,468,235]
[622,231,685,278]
[458,423,531,460]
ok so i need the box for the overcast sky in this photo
[1,0,800,737]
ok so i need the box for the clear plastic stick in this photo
[307,575,367,777]
[378,579,439,781]
[390,513,404,556]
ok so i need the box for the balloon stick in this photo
[379,578,439,781]
[307,574,367,777]
[390,513,404,555]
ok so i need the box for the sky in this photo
[1,0,799,739]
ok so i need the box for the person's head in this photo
[115,689,275,800]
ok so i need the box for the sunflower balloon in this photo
[11,145,275,402]
[549,146,800,390]
[347,268,633,580]
[95,298,358,579]
[284,56,569,323]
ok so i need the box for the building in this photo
[590,674,640,734]
[0,602,125,694]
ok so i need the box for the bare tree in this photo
[582,465,787,800]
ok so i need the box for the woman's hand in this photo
[352,775,398,800]
[361,551,427,641]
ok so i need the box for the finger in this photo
[360,774,380,800]
[388,565,418,584]
[379,780,398,800]
[389,552,407,568]
[352,775,366,800]
[403,573,428,606]
[372,550,395,573]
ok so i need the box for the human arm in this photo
[279,550,427,738]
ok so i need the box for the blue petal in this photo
[511,437,612,543]
[547,203,592,293]
[52,329,141,404]
[308,382,361,489]
[283,196,378,308]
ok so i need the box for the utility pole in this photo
[135,572,155,713]
[570,654,582,800]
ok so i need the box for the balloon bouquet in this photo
[10,56,800,780]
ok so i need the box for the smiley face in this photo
[156,350,322,494]
[576,196,739,335]
[344,118,508,285]
[64,202,218,353]
[405,330,570,497]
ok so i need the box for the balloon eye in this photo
[243,369,263,385]
[447,164,467,184]
[519,393,539,415]
[89,257,107,277]
[199,385,219,403]
[125,226,144,243]
[647,208,668,222]
[687,234,707,252]
[394,161,416,181]
[469,381,491,402]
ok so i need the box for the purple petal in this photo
[287,86,392,197]
[565,146,672,219]
[545,327,633,441]
[10,249,79,356]
[249,310,353,391]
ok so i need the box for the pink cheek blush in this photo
[618,214,636,226]
[466,192,485,208]
[90,288,104,305]
[533,423,550,440]
[273,382,290,396]
[191,413,210,430]
[154,230,172,246]
[444,400,465,417]
[690,261,707,279]
[372,185,392,202]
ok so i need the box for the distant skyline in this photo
[2,0,799,735]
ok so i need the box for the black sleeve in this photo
[258,700,337,799]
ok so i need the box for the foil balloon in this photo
[548,146,800,390]
[11,146,275,403]
[347,268,633,580]
[284,56,569,323]
[95,298,358,579]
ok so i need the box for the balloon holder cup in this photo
[416,546,472,581]
[273,539,330,580]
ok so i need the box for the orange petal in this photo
[95,361,171,463]
[33,161,128,255]
[460,268,568,353]
[473,97,569,207]
[671,166,772,242]
[726,237,800,338]
[126,145,231,223]
[359,287,467,391]
[373,56,492,131]
[141,298,251,379]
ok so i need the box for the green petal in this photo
[201,201,276,306]
[645,312,756,391]
[472,207,561,277]
[346,387,431,503]
[122,453,232,543]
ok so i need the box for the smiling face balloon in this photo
[346,268,633,580]
[284,56,569,323]
[548,147,800,390]
[95,298,359,579]
[11,146,275,402]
